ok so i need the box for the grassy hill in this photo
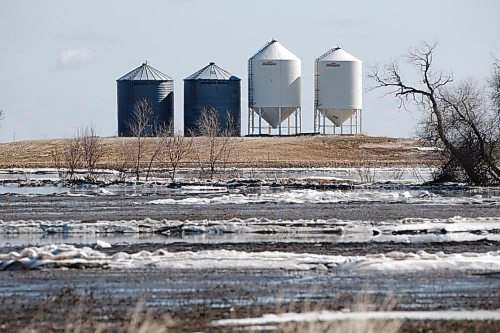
[0,135,440,169]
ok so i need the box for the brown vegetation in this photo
[0,135,439,169]
[50,124,103,181]
[4,286,497,332]
[192,108,237,178]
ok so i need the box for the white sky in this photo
[0,0,499,142]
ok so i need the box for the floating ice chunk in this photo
[111,252,130,260]
[142,187,500,206]
[96,188,115,196]
[181,225,207,233]
[146,189,421,206]
[415,190,433,198]
[181,186,228,194]
[63,192,93,197]
[96,240,112,249]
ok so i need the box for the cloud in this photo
[58,48,95,68]
[58,32,116,44]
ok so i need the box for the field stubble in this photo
[0,135,439,169]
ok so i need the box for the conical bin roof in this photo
[316,47,360,62]
[117,63,172,81]
[250,40,300,61]
[185,62,239,80]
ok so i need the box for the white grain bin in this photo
[248,40,301,135]
[314,47,362,134]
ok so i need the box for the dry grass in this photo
[276,295,401,333]
[5,287,497,333]
[15,289,176,333]
[0,135,439,169]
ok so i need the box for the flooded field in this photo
[1,168,500,332]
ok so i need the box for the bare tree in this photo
[144,135,166,182]
[492,58,500,112]
[127,99,156,181]
[161,124,192,182]
[194,108,235,179]
[369,42,500,185]
[80,125,104,181]
[52,126,102,182]
[220,112,237,170]
[63,135,82,181]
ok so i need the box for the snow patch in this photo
[95,240,112,248]
[413,146,441,152]
[211,310,500,327]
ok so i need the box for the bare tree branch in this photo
[63,135,82,181]
[127,99,155,181]
[161,124,192,182]
[194,108,235,179]
[80,124,103,181]
[370,42,500,185]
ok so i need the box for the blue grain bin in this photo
[116,63,174,136]
[184,62,241,136]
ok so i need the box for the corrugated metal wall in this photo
[117,80,174,136]
[184,79,241,136]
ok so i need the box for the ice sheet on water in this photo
[0,217,167,234]
[146,190,402,205]
[234,167,435,183]
[384,216,500,233]
[0,167,435,183]
[146,189,500,206]
[374,216,500,242]
[0,217,415,234]
[0,168,60,176]
[1,244,500,272]
[180,185,229,194]
[1,217,499,244]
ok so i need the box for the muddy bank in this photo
[0,269,499,332]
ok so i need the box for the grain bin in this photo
[116,63,174,136]
[248,40,301,135]
[314,47,362,134]
[184,62,241,136]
